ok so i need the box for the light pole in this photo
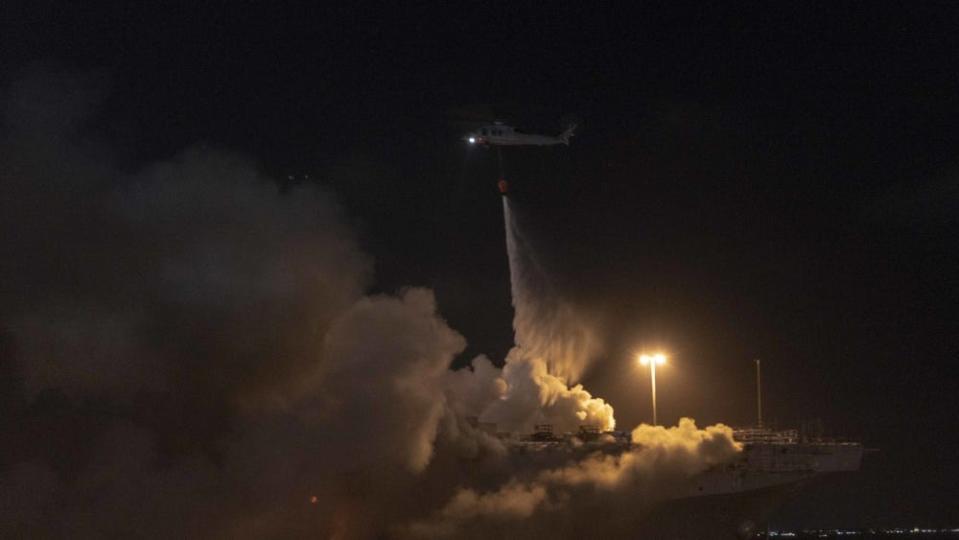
[755,358,763,428]
[638,353,667,425]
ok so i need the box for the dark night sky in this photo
[3,1,958,529]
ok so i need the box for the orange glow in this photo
[310,495,318,504]
[638,353,667,366]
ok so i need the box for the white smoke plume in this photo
[437,197,613,436]
[409,418,742,538]
[462,198,614,434]
[502,197,599,383]
[478,348,615,433]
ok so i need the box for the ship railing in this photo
[733,428,799,444]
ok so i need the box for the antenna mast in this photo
[755,358,763,428]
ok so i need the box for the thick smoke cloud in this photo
[0,69,741,539]
[478,348,615,433]
[410,419,741,538]
[0,68,463,537]
[319,288,467,473]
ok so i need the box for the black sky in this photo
[3,1,958,528]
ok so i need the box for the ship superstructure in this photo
[493,423,863,498]
[485,422,865,538]
[687,427,864,498]
[475,359,867,537]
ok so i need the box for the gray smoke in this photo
[0,68,741,539]
[0,67,468,538]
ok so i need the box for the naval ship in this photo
[480,361,866,538]
[480,422,864,539]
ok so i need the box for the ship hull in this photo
[631,480,809,539]
[445,473,816,540]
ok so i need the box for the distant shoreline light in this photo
[764,527,959,538]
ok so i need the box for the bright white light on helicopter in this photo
[468,137,476,144]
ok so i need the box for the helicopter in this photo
[464,121,576,147]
